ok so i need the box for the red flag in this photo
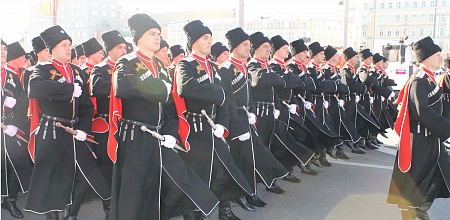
[27,98,41,162]
[107,76,122,163]
[172,71,190,151]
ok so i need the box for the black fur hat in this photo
[82,38,103,57]
[128,13,161,45]
[225,27,250,53]
[1,39,6,46]
[324,45,337,61]
[40,25,72,54]
[102,30,126,52]
[75,45,84,58]
[270,35,288,55]
[359,48,373,61]
[6,41,26,62]
[373,53,383,64]
[210,42,228,62]
[126,42,134,54]
[308,42,324,58]
[71,48,77,60]
[169,45,185,60]
[184,20,212,53]
[290,39,308,56]
[32,36,47,54]
[343,47,358,60]
[158,38,169,51]
[249,32,269,56]
[413,36,441,63]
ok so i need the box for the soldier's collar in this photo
[51,58,69,67]
[136,49,154,62]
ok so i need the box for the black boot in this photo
[218,200,241,220]
[415,202,431,220]
[319,150,331,167]
[2,197,24,218]
[350,141,366,154]
[359,139,368,150]
[310,155,321,167]
[325,147,337,159]
[298,164,318,175]
[266,180,285,194]
[46,211,60,220]
[335,147,349,159]
[234,196,256,211]
[246,194,266,207]
[283,169,301,183]
[401,209,416,220]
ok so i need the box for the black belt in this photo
[255,101,274,106]
[279,99,291,104]
[42,114,79,124]
[312,94,323,98]
[96,113,109,118]
[237,106,250,111]
[123,119,162,130]
[185,111,216,120]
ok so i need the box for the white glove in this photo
[355,95,360,103]
[273,109,280,119]
[213,124,225,138]
[338,99,345,108]
[381,96,385,102]
[162,135,176,149]
[248,113,257,125]
[389,92,395,99]
[3,97,16,108]
[4,125,18,137]
[370,97,374,104]
[304,101,312,110]
[74,130,87,141]
[289,104,299,114]
[73,83,82,98]
[163,80,172,95]
[238,132,250,141]
[323,101,329,109]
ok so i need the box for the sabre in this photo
[140,126,188,153]
[55,122,98,159]
[1,123,29,144]
[200,110,228,145]
[242,106,258,135]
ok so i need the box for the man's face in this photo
[172,52,185,66]
[273,44,289,60]
[138,28,161,53]
[192,34,213,56]
[37,49,52,62]
[363,56,373,65]
[296,50,308,63]
[9,55,27,69]
[383,61,389,69]
[88,50,104,65]
[52,39,72,62]
[155,46,170,67]
[108,43,127,62]
[215,50,230,65]
[329,53,340,65]
[1,44,6,65]
[78,55,86,65]
[425,51,443,70]
[313,51,325,64]
[348,55,359,66]
[254,42,271,60]
[233,40,250,60]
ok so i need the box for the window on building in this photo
[443,0,447,6]
[430,1,435,7]
[93,2,97,7]
[440,27,445,36]
[387,28,392,36]
[414,2,418,7]
[395,27,400,35]
[111,12,116,17]
[428,27,433,35]
[397,2,401,8]
[103,11,106,16]
[381,3,385,8]
[93,10,97,16]
[364,4,368,9]
[421,14,426,22]
[388,15,393,22]
[379,28,384,36]
[405,2,409,7]
[422,1,426,7]
[412,15,417,21]
[396,15,400,22]
[403,27,408,34]
[404,15,409,22]
[363,28,367,36]
[380,15,385,22]
[430,14,434,21]
[441,14,446,22]
[363,16,369,23]
[389,2,393,8]
[411,28,416,36]
[111,5,115,9]
[83,31,87,38]
[102,4,106,8]
[420,27,424,36]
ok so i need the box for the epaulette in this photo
[322,63,330,69]
[415,71,426,78]
[247,59,257,65]
[39,61,52,66]
[183,56,195,62]
[26,65,36,72]
[306,63,315,69]
[94,61,107,68]
[122,52,137,61]
[80,63,88,70]
[221,60,232,69]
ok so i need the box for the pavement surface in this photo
[2,129,449,220]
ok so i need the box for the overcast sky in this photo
[0,0,345,40]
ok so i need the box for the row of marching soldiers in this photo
[0,12,434,220]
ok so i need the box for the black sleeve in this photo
[161,96,179,138]
[91,67,111,98]
[114,61,169,103]
[28,65,75,101]
[76,71,94,133]
[409,79,450,140]
[248,62,286,89]
[175,60,226,106]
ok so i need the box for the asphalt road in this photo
[2,129,449,220]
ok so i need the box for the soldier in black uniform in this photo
[219,27,288,211]
[88,30,127,220]
[174,20,252,220]
[268,35,314,183]
[1,41,33,219]
[247,32,288,194]
[23,36,53,94]
[108,14,218,220]
[155,38,170,67]
[388,36,450,220]
[322,46,360,157]
[80,38,104,76]
[167,45,185,81]
[74,44,86,67]
[211,42,229,66]
[439,57,450,121]
[24,25,109,220]
[340,47,380,152]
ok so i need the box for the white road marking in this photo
[328,158,393,170]
[376,146,397,156]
